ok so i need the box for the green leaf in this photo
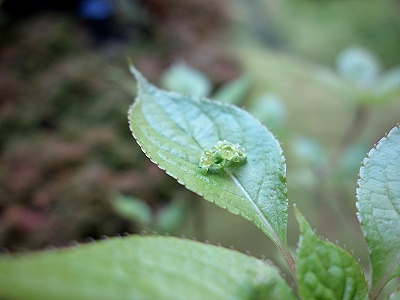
[248,94,286,133]
[336,46,380,88]
[110,192,153,225]
[128,66,290,260]
[0,235,296,300]
[389,290,400,300]
[291,136,327,168]
[374,66,400,103]
[356,125,400,295]
[295,206,368,300]
[213,75,252,105]
[161,61,212,98]
[335,141,370,181]
[156,198,186,233]
[376,66,400,95]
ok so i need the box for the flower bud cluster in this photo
[199,140,246,174]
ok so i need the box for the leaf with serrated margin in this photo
[0,235,296,300]
[295,206,368,300]
[356,125,400,297]
[128,66,293,269]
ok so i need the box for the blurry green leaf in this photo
[336,46,380,88]
[213,75,252,105]
[128,66,294,271]
[248,94,286,132]
[335,141,370,179]
[356,125,400,296]
[389,291,400,300]
[375,66,400,99]
[294,206,368,300]
[156,199,186,233]
[110,193,152,225]
[288,168,315,189]
[291,136,327,168]
[0,235,296,300]
[161,61,212,98]
[107,66,137,96]
[311,66,351,96]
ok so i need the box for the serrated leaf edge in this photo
[127,65,296,279]
[355,124,400,299]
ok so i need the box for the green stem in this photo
[278,243,297,285]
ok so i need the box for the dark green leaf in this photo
[295,206,368,300]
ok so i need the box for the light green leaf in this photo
[110,192,153,225]
[249,94,286,132]
[156,198,186,233]
[356,125,400,296]
[0,235,296,300]
[213,75,252,105]
[335,141,370,181]
[336,46,380,88]
[376,66,400,95]
[295,206,368,300]
[291,136,327,168]
[128,66,293,269]
[389,290,400,300]
[161,61,212,98]
[374,66,400,103]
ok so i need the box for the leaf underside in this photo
[356,125,400,292]
[295,207,368,300]
[128,67,289,251]
[0,235,295,300]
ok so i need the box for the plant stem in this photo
[278,243,297,285]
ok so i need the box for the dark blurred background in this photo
[0,0,399,277]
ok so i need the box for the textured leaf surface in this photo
[356,125,400,293]
[0,235,295,300]
[295,207,368,300]
[128,67,289,253]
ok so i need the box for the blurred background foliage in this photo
[0,0,399,279]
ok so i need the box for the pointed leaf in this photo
[128,66,290,258]
[356,125,400,294]
[295,206,368,300]
[0,235,296,300]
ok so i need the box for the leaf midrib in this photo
[225,169,283,248]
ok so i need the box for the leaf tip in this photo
[128,63,148,90]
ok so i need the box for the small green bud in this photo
[199,140,246,174]
[199,149,213,174]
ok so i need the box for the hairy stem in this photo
[278,242,297,285]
